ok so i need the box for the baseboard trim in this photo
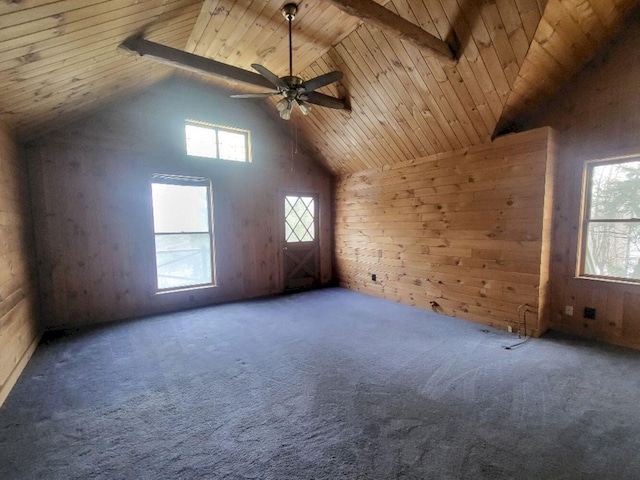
[0,332,42,408]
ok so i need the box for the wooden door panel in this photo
[283,245,318,290]
[282,194,319,291]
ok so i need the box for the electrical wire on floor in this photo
[502,303,536,350]
[502,337,529,350]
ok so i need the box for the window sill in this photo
[576,275,640,287]
[155,284,218,295]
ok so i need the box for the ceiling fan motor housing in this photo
[282,76,303,89]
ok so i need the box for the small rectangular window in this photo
[579,156,640,283]
[151,176,215,291]
[185,120,250,162]
[185,124,217,158]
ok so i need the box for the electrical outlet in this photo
[507,325,513,333]
[371,274,376,281]
[584,307,596,320]
[565,305,573,316]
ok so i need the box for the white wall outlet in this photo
[565,305,574,316]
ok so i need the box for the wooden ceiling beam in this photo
[324,0,456,63]
[119,35,349,111]
[119,35,274,90]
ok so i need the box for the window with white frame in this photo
[151,175,215,291]
[579,156,640,282]
[184,120,250,162]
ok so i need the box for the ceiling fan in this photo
[230,3,345,120]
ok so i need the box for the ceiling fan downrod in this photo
[282,3,297,78]
[230,1,345,119]
[278,3,298,119]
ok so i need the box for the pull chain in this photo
[290,121,294,172]
[289,121,299,172]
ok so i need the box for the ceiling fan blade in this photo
[230,92,280,98]
[251,64,288,90]
[302,71,343,92]
[303,91,348,110]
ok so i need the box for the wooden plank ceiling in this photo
[0,0,202,136]
[0,0,637,173]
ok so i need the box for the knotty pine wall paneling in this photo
[0,123,41,406]
[26,77,332,329]
[522,13,640,349]
[335,127,554,336]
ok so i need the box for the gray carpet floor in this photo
[1,287,640,479]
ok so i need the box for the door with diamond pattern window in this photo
[282,194,319,291]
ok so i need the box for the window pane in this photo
[218,130,247,162]
[584,222,640,280]
[152,184,209,233]
[186,124,217,158]
[155,233,213,289]
[590,160,640,220]
[285,196,315,242]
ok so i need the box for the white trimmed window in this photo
[579,156,640,282]
[151,175,215,291]
[185,120,250,162]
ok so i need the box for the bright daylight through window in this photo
[285,196,315,242]
[151,177,215,291]
[580,157,640,282]
[185,121,249,162]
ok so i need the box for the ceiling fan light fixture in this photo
[297,100,312,116]
[277,97,291,112]
[280,105,293,120]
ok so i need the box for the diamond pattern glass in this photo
[285,196,315,242]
